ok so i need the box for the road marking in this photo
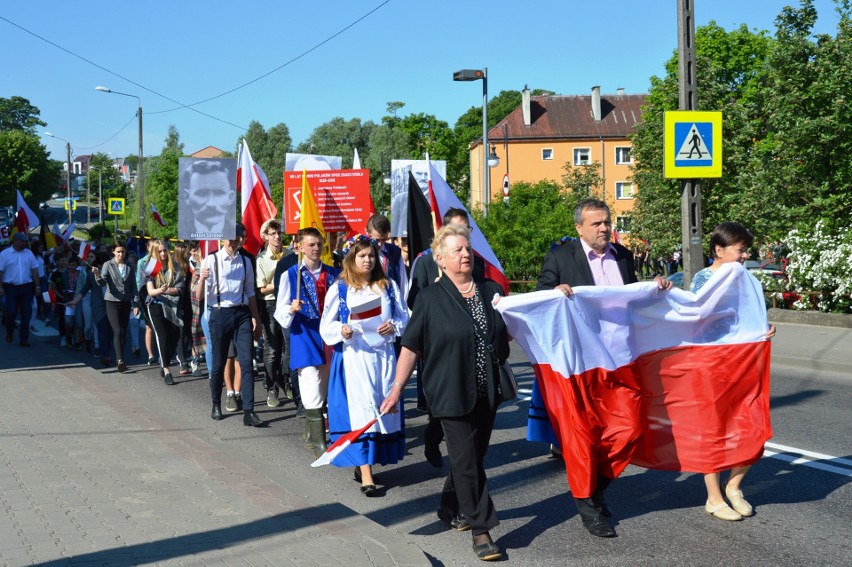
[764,442,852,477]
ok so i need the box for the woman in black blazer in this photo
[381,224,509,562]
[94,240,138,373]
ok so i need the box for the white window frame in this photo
[573,147,591,166]
[616,216,632,233]
[541,148,554,160]
[615,146,633,165]
[615,181,635,200]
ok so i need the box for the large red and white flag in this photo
[238,139,278,256]
[427,160,510,294]
[15,190,39,232]
[496,263,772,498]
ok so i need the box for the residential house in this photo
[469,86,645,237]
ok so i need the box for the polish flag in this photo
[426,159,510,294]
[311,416,380,467]
[42,289,57,304]
[238,139,278,256]
[151,204,167,227]
[15,190,39,232]
[143,257,162,278]
[61,221,76,243]
[611,227,621,244]
[78,241,93,262]
[495,262,772,498]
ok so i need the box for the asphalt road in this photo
[42,326,849,567]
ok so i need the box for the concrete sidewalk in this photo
[0,335,428,566]
[769,321,852,375]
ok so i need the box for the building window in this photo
[616,216,632,233]
[573,148,591,166]
[542,148,553,160]
[616,181,634,200]
[615,146,633,164]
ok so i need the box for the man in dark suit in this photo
[536,198,671,538]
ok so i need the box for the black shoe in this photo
[437,507,471,531]
[360,484,378,496]
[20,342,30,347]
[425,445,443,468]
[576,496,616,537]
[582,515,617,538]
[243,411,263,427]
[163,372,175,386]
[592,476,613,517]
[147,356,156,366]
[211,404,223,420]
[353,467,380,485]
[472,536,501,561]
[116,360,127,373]
[131,347,140,357]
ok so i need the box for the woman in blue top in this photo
[691,222,776,521]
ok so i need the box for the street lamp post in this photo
[453,67,497,216]
[96,86,144,234]
[46,132,73,225]
[380,154,392,215]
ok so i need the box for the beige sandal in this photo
[705,501,743,521]
[725,487,754,517]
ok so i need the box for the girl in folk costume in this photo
[320,235,409,496]
[144,240,185,386]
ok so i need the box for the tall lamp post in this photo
[96,86,144,234]
[45,132,74,225]
[453,67,499,217]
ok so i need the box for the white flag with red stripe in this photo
[311,416,381,467]
[16,190,39,232]
[427,160,510,294]
[151,204,167,227]
[495,263,772,498]
[238,139,278,256]
[78,241,93,262]
[42,289,57,304]
[143,257,162,278]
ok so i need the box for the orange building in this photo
[469,86,646,236]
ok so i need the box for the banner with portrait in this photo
[177,158,237,241]
[390,159,446,237]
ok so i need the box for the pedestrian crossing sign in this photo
[664,111,722,178]
[108,198,125,215]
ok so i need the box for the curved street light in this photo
[96,86,144,233]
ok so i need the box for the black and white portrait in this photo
[178,158,237,241]
[390,159,446,237]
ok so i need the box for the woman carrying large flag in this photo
[319,234,409,496]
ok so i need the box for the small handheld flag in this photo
[143,257,162,278]
[311,416,381,467]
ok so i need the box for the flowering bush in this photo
[784,221,852,313]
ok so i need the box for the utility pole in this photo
[678,0,703,289]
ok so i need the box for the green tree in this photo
[475,179,583,290]
[88,152,127,202]
[630,21,774,255]
[0,96,46,134]
[142,126,184,239]
[0,129,59,204]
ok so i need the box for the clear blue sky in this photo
[0,1,842,162]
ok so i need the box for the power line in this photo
[75,113,136,150]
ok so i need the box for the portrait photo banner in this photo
[178,157,238,241]
[283,169,374,234]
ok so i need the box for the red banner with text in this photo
[283,169,373,234]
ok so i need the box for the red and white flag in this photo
[42,289,57,304]
[238,139,278,256]
[15,190,39,232]
[61,222,76,243]
[426,160,510,294]
[151,204,167,227]
[496,263,772,498]
[78,241,93,262]
[611,227,621,244]
[143,257,162,278]
[311,416,381,467]
[51,222,66,245]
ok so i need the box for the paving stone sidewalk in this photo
[0,338,428,567]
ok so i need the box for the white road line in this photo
[764,442,852,477]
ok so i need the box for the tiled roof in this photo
[480,93,647,145]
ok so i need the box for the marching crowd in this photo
[0,199,773,562]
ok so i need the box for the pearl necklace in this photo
[458,280,475,295]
